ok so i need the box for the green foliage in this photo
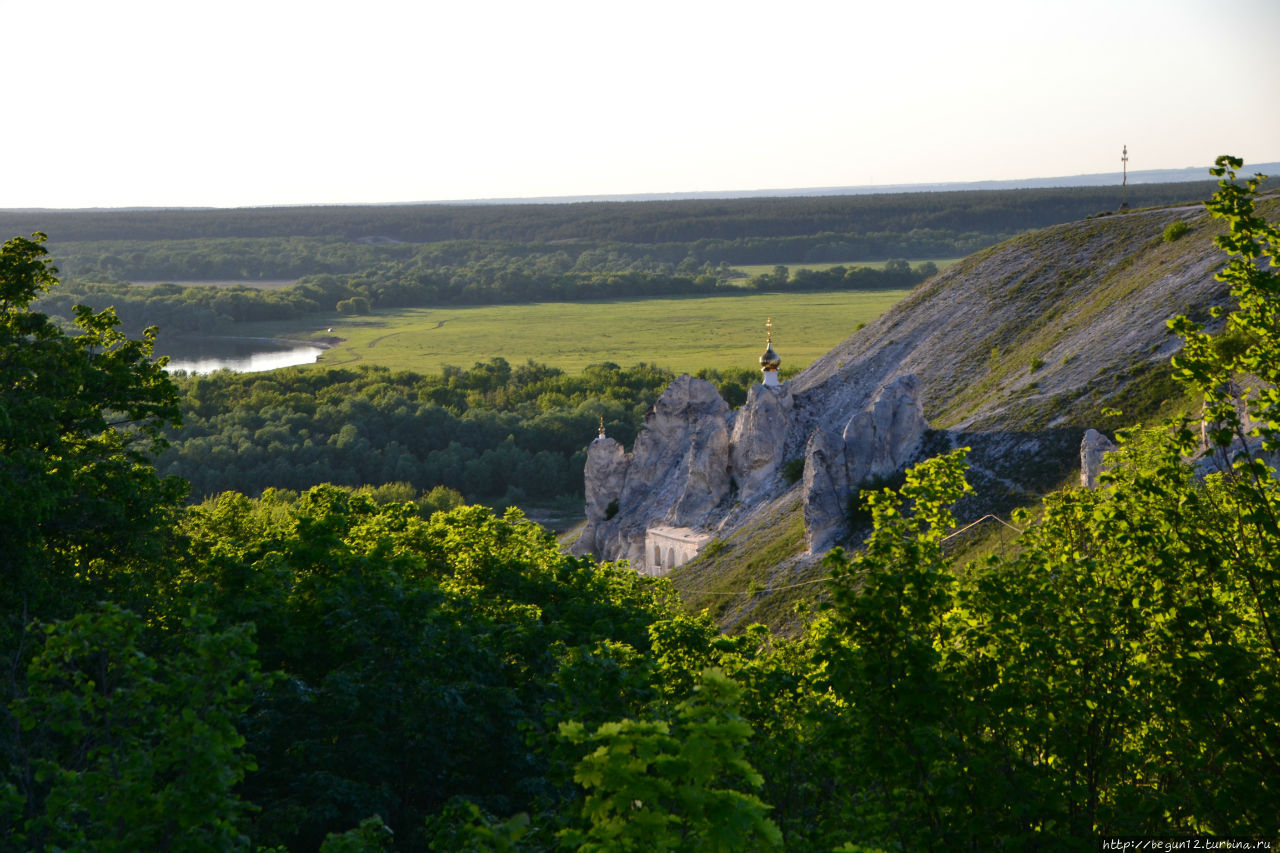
[319,816,394,852]
[844,469,908,528]
[8,605,259,852]
[693,366,759,408]
[172,489,683,849]
[423,802,530,853]
[790,160,1280,847]
[336,296,371,315]
[1171,155,1280,457]
[781,457,806,485]
[559,668,781,852]
[1162,219,1190,241]
[419,483,467,515]
[813,452,992,849]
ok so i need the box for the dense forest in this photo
[160,360,670,504]
[2,163,1278,851]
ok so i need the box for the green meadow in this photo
[243,290,912,375]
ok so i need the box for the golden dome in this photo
[759,316,780,370]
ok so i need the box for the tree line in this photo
[42,231,973,285]
[1,162,1277,850]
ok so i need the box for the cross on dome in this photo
[759,316,781,386]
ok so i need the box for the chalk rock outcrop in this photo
[575,435,630,556]
[623,374,732,525]
[802,427,850,553]
[802,374,930,552]
[730,384,794,504]
[576,365,936,568]
[843,374,929,486]
[1080,428,1117,488]
[573,374,732,570]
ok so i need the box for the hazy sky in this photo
[4,0,1277,208]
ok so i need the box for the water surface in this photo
[160,336,324,374]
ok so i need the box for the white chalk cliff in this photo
[575,369,929,571]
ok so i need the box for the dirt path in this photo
[366,320,446,349]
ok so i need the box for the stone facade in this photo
[643,526,714,577]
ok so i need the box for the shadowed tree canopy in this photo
[0,233,183,628]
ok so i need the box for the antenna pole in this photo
[1121,145,1129,209]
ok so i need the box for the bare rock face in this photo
[802,427,849,553]
[581,374,732,571]
[621,374,732,520]
[584,436,628,521]
[843,374,929,487]
[1080,428,1117,488]
[672,419,733,524]
[730,384,794,504]
[801,374,929,553]
[570,435,630,558]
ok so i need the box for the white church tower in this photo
[760,317,781,387]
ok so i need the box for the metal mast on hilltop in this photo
[1120,145,1129,210]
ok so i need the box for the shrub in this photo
[336,296,372,314]
[846,470,908,527]
[1163,220,1190,242]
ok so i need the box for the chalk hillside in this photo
[645,195,1279,630]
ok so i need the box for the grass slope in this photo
[669,497,820,635]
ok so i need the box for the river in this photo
[159,336,326,374]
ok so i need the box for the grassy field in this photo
[234,290,912,375]
[731,258,960,279]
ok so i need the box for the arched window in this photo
[653,545,662,567]
[668,547,676,569]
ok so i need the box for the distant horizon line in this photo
[9,161,1279,213]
